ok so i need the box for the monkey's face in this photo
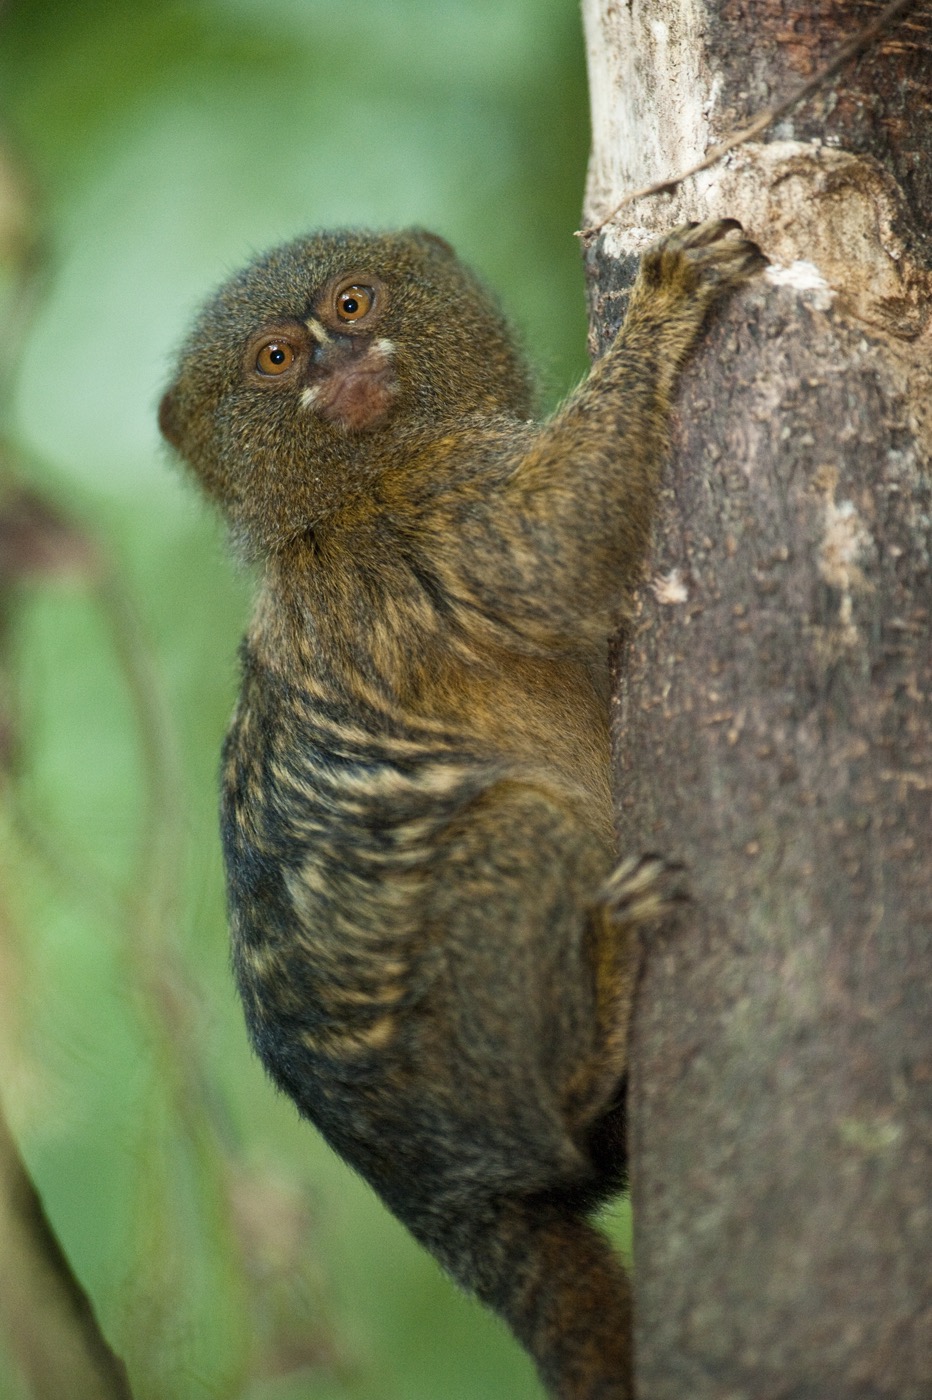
[241,274,397,434]
[159,228,534,556]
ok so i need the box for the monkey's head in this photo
[159,228,535,557]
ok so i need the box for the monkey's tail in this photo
[458,1197,634,1400]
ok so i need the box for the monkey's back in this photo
[221,626,623,1212]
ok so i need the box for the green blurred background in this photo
[0,2,628,1396]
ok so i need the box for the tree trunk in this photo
[581,3,932,1397]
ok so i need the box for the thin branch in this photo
[579,0,923,238]
[0,1093,134,1399]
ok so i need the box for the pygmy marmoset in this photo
[159,220,764,1399]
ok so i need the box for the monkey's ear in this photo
[158,388,181,449]
[410,228,455,258]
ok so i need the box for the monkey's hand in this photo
[623,218,767,379]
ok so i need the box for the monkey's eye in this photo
[255,340,297,375]
[336,286,375,322]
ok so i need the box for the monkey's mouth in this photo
[300,339,399,433]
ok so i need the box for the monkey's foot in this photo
[598,853,688,927]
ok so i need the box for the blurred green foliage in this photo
[0,2,629,1396]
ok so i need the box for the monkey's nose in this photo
[309,333,355,374]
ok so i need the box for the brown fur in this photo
[160,221,764,1398]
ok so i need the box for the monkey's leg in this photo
[566,854,686,1132]
[464,862,675,1400]
[401,786,679,1398]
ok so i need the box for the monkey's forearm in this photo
[418,224,764,657]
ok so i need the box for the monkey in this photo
[159,220,764,1399]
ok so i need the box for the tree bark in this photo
[581,3,932,1397]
